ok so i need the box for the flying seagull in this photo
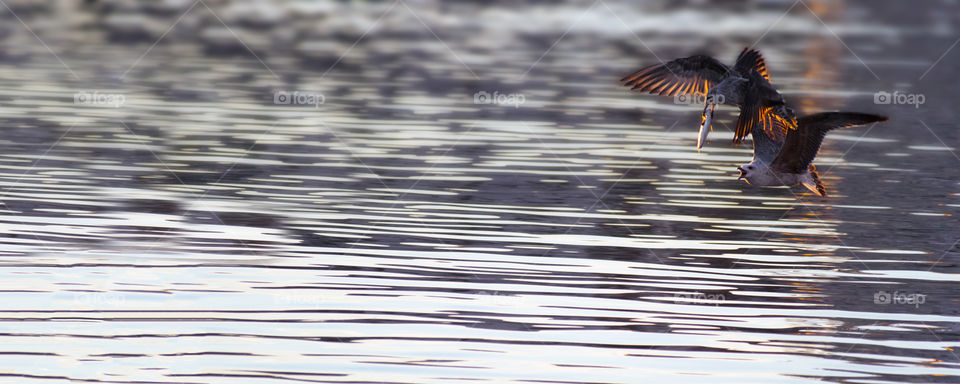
[621,47,797,149]
[737,112,888,196]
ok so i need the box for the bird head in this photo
[707,77,747,105]
[737,163,757,183]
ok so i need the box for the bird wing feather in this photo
[771,112,889,174]
[621,55,731,97]
[734,47,771,81]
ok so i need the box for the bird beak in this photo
[737,166,746,180]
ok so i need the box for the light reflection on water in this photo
[0,0,956,383]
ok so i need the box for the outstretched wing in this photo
[734,47,770,81]
[772,112,888,174]
[621,55,731,97]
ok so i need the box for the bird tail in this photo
[801,167,827,197]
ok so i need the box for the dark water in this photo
[0,0,957,383]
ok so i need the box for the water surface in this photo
[0,1,957,383]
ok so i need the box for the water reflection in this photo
[0,0,955,383]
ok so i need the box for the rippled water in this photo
[0,1,957,383]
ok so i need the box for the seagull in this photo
[621,47,797,149]
[737,112,888,196]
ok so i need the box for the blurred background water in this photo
[0,0,956,383]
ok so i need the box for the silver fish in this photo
[697,102,715,150]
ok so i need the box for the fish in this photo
[697,101,715,150]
